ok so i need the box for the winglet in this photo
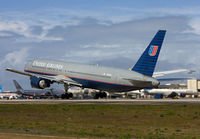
[132,30,166,76]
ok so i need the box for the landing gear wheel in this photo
[94,93,100,99]
[61,93,69,99]
[94,91,107,99]
[68,93,73,98]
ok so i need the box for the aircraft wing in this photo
[6,68,82,87]
[43,74,82,87]
[153,69,194,77]
[6,68,32,76]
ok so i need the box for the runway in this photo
[0,99,200,105]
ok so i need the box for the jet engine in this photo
[30,77,51,89]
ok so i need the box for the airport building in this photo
[187,79,200,92]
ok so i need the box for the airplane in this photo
[13,80,72,99]
[145,88,198,98]
[0,92,19,99]
[0,85,19,99]
[6,30,166,98]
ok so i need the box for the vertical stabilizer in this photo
[13,80,24,93]
[132,30,166,76]
[0,86,2,93]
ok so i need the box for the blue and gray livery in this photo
[6,30,166,93]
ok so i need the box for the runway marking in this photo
[0,99,200,105]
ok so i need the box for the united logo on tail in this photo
[132,30,166,77]
[148,45,158,56]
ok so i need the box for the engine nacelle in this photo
[30,77,51,89]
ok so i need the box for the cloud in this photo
[1,13,200,90]
[42,16,190,62]
[80,43,121,49]
[0,21,28,33]
[186,17,200,35]
[0,21,63,42]
[0,47,30,68]
[0,32,13,37]
[64,48,130,63]
[0,47,31,90]
[0,15,197,66]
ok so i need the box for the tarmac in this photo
[0,99,200,105]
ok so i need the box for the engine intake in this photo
[30,77,51,89]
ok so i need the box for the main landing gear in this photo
[61,93,73,99]
[94,91,107,99]
[62,83,73,99]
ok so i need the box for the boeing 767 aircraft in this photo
[6,30,166,98]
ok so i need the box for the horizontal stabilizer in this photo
[157,77,193,82]
[153,69,189,77]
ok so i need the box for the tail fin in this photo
[13,80,24,93]
[131,30,166,76]
[0,86,2,93]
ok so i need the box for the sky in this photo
[1,0,200,90]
